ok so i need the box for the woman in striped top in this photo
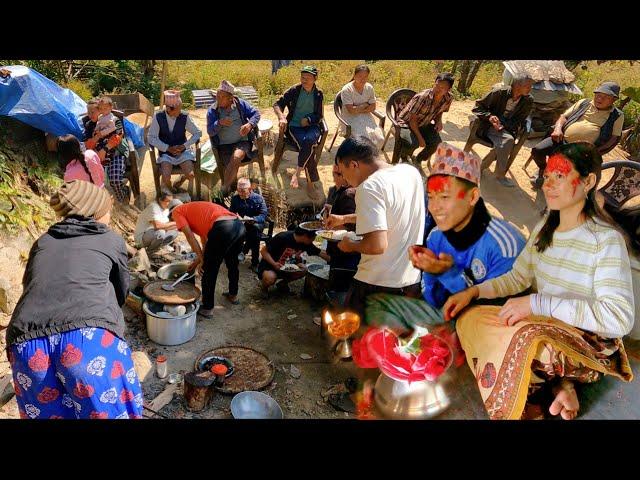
[444,142,635,420]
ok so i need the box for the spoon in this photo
[161,272,190,291]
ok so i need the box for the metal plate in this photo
[143,280,201,305]
[193,346,275,395]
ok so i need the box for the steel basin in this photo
[143,299,198,346]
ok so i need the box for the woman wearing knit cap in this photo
[6,180,143,419]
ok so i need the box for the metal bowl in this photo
[157,262,195,283]
[298,221,323,234]
[195,355,234,378]
[230,391,283,419]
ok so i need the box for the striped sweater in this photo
[478,218,635,338]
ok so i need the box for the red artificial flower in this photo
[352,328,380,368]
[355,327,453,384]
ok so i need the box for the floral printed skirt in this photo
[8,327,144,419]
[456,306,633,420]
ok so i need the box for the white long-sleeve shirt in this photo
[148,111,202,152]
[477,218,635,338]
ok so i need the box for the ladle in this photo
[161,272,190,291]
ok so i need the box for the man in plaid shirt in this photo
[398,73,454,170]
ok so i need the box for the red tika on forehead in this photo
[545,154,573,176]
[427,175,451,193]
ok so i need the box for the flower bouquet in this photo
[352,325,463,419]
[352,325,461,383]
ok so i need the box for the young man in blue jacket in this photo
[229,177,269,271]
[365,142,526,330]
[273,65,325,202]
[206,80,261,195]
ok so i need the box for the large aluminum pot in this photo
[374,370,454,419]
[143,300,198,346]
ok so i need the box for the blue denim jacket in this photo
[229,192,268,228]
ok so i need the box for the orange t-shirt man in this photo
[171,201,235,240]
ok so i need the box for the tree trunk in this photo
[159,61,168,108]
[466,60,484,93]
[457,60,472,95]
[140,60,155,77]
[451,60,459,75]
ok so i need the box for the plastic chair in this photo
[463,115,532,175]
[380,88,416,164]
[326,92,385,152]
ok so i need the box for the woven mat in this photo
[194,346,274,394]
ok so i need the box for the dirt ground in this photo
[1,100,637,420]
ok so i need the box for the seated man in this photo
[229,177,268,271]
[258,226,330,295]
[471,74,534,187]
[134,192,182,253]
[206,80,261,195]
[366,143,526,330]
[397,72,455,170]
[273,65,325,202]
[530,81,624,189]
[148,90,202,193]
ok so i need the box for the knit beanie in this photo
[50,180,113,219]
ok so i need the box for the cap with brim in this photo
[593,81,620,98]
[300,65,318,76]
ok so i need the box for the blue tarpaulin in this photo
[0,65,144,148]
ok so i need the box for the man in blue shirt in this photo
[365,142,526,331]
[229,177,268,271]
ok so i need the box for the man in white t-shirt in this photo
[134,193,182,252]
[327,137,425,319]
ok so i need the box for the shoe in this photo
[238,252,245,262]
[496,177,516,188]
[198,307,214,319]
[222,292,240,305]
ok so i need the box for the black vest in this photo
[157,112,187,152]
[564,99,621,147]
